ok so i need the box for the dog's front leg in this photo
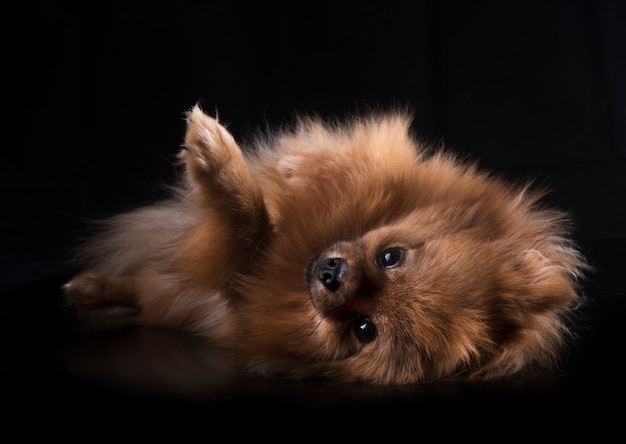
[181,105,271,250]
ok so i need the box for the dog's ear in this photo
[489,244,585,376]
[520,248,582,312]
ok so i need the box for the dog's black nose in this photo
[318,257,348,291]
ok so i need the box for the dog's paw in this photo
[180,105,241,178]
[64,271,139,311]
[178,105,268,233]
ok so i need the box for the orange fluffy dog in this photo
[64,105,587,385]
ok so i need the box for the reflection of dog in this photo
[64,105,587,384]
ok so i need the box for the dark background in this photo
[2,0,625,421]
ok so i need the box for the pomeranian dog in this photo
[64,104,587,385]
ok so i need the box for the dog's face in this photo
[300,212,546,383]
[304,223,428,363]
[236,199,580,384]
[217,114,584,385]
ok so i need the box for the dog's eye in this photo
[354,317,377,343]
[379,248,405,268]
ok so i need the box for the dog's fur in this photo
[64,105,587,385]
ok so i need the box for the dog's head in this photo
[227,112,587,385]
[301,204,586,384]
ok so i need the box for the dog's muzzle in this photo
[316,257,348,291]
[306,254,353,316]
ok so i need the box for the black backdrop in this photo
[3,0,625,421]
